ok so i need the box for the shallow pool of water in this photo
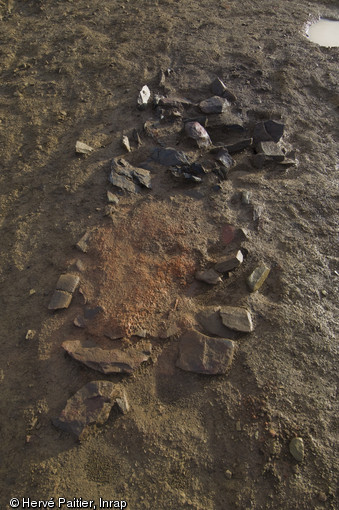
[306,18,339,47]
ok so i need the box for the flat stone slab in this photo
[176,329,234,375]
[151,147,190,166]
[62,339,151,374]
[195,268,222,285]
[256,141,285,161]
[75,141,94,154]
[247,264,270,292]
[56,274,80,294]
[226,138,252,154]
[219,306,253,333]
[197,307,232,338]
[76,231,92,253]
[110,158,147,193]
[53,381,125,439]
[48,290,72,310]
[215,250,243,273]
[199,96,230,114]
[289,437,304,462]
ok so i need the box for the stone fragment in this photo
[195,269,222,285]
[53,380,122,439]
[48,290,72,310]
[247,264,270,292]
[289,437,304,462]
[256,141,285,161]
[219,306,253,333]
[210,77,237,102]
[76,232,91,253]
[241,191,251,205]
[132,129,142,147]
[215,149,234,169]
[264,120,284,142]
[253,122,272,145]
[225,470,232,480]
[226,138,252,154]
[25,330,36,340]
[110,158,151,193]
[107,191,119,205]
[137,85,151,109]
[185,122,211,148]
[197,308,231,338]
[110,171,140,194]
[29,289,36,296]
[176,329,234,375]
[122,135,131,153]
[75,141,94,155]
[207,113,244,130]
[62,339,151,374]
[215,250,243,273]
[159,69,166,86]
[74,315,86,328]
[56,274,80,294]
[158,96,194,109]
[200,96,230,114]
[131,167,152,189]
[115,389,130,414]
[151,147,190,166]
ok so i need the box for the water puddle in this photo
[306,18,339,47]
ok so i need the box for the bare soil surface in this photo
[0,1,338,509]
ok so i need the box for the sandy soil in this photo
[0,1,338,509]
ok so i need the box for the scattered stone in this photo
[25,329,36,340]
[107,191,119,205]
[76,231,91,253]
[200,96,230,114]
[207,113,244,130]
[157,96,194,109]
[137,85,151,109]
[53,380,122,439]
[241,191,251,205]
[56,274,80,294]
[256,141,285,161]
[131,167,152,189]
[74,259,85,272]
[48,290,72,310]
[236,420,241,431]
[159,69,166,87]
[132,129,142,147]
[122,135,131,153]
[195,268,222,285]
[219,306,253,333]
[215,250,243,273]
[115,389,130,414]
[225,470,232,480]
[110,158,152,193]
[62,339,151,374]
[176,329,234,375]
[197,307,231,338]
[210,77,237,102]
[151,147,190,166]
[185,121,211,148]
[74,315,86,328]
[215,148,234,169]
[29,289,36,296]
[289,437,304,462]
[110,170,140,194]
[247,264,270,292]
[226,138,252,154]
[75,141,94,155]
[253,120,284,144]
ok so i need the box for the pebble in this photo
[107,191,119,205]
[185,121,211,148]
[76,231,91,253]
[241,191,251,205]
[29,289,36,296]
[122,135,131,152]
[199,96,230,114]
[225,470,232,480]
[195,268,222,285]
[75,141,94,155]
[219,306,253,333]
[289,437,304,462]
[137,85,151,109]
[215,148,234,169]
[56,274,80,294]
[215,250,243,273]
[247,264,270,292]
[48,290,72,310]
[116,389,130,414]
[25,330,36,340]
[177,329,234,375]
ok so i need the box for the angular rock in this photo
[247,264,270,292]
[122,135,131,153]
[197,307,231,338]
[264,120,284,143]
[74,315,86,328]
[151,147,190,166]
[107,191,119,205]
[75,141,94,155]
[226,138,252,154]
[62,339,151,374]
[115,389,130,415]
[159,69,166,86]
[110,158,151,193]
[158,96,194,109]
[195,268,222,285]
[56,274,80,294]
[215,250,243,273]
[131,167,152,189]
[289,437,304,462]
[253,122,273,145]
[210,77,237,102]
[110,171,140,194]
[256,141,285,161]
[25,330,36,340]
[137,85,151,108]
[48,290,72,310]
[132,129,142,147]
[215,149,234,169]
[207,113,244,130]
[176,329,234,375]
[53,380,121,439]
[76,231,91,253]
[241,191,251,205]
[200,96,230,114]
[219,306,253,333]
[185,121,211,148]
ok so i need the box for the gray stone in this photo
[219,306,253,333]
[195,269,222,285]
[76,231,91,253]
[151,147,190,166]
[247,264,270,292]
[110,172,140,193]
[110,158,151,193]
[226,138,252,154]
[74,315,86,328]
[53,380,121,439]
[264,120,284,143]
[185,121,211,148]
[197,307,231,338]
[131,167,152,189]
[289,437,304,462]
[253,122,273,145]
[176,329,234,375]
[122,135,131,153]
[62,339,151,374]
[75,141,94,154]
[115,389,130,415]
[256,141,285,161]
[215,149,234,169]
[215,250,243,273]
[107,191,119,205]
[199,96,230,114]
[137,85,151,108]
[48,290,72,310]
[132,129,142,147]
[56,274,80,294]
[211,78,237,102]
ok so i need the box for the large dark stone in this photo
[110,158,151,192]
[197,307,232,338]
[176,329,234,374]
[199,96,230,114]
[151,147,190,166]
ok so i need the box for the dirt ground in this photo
[0,0,338,509]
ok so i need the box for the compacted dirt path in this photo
[0,1,338,509]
